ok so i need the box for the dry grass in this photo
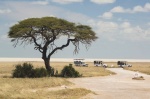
[0,77,72,99]
[48,88,94,99]
[51,62,115,77]
[1,61,149,98]
[0,61,114,99]
[0,77,96,99]
[0,61,115,77]
[124,62,150,75]
[0,77,93,99]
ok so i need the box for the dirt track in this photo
[69,68,150,99]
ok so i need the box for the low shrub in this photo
[61,64,82,78]
[33,67,48,78]
[12,63,55,78]
[12,63,34,78]
[13,63,81,78]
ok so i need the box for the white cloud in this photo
[110,3,150,14]
[97,21,118,41]
[132,3,150,13]
[64,12,90,24]
[0,9,11,14]
[31,0,49,5]
[89,19,150,41]
[5,1,91,24]
[90,20,118,40]
[133,3,150,12]
[87,19,120,41]
[119,23,150,41]
[133,6,145,12]
[145,3,150,11]
[121,22,131,29]
[97,21,118,31]
[120,26,147,40]
[90,0,116,4]
[101,12,113,19]
[52,0,83,4]
[110,6,131,13]
[2,1,150,42]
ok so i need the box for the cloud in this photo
[120,24,150,41]
[133,6,146,12]
[133,3,150,12]
[120,26,148,41]
[31,0,49,5]
[110,3,150,14]
[120,22,131,28]
[4,1,91,24]
[87,20,119,41]
[88,20,150,41]
[90,0,116,4]
[2,1,150,42]
[110,6,131,13]
[145,3,150,11]
[0,9,11,14]
[51,0,83,4]
[100,12,113,19]
[99,3,150,21]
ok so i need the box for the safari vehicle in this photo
[94,61,108,68]
[117,61,132,67]
[74,59,88,67]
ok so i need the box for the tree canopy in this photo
[8,17,98,71]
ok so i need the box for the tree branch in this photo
[48,39,76,58]
[31,36,43,53]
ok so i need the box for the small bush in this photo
[13,63,34,78]
[12,63,51,78]
[33,67,48,78]
[61,64,82,78]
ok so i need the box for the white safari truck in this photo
[74,59,88,67]
[117,61,132,68]
[94,61,108,68]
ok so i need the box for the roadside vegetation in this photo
[124,62,150,75]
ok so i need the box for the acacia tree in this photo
[8,17,98,71]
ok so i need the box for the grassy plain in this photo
[0,61,150,98]
[0,61,115,77]
[124,62,150,75]
[0,61,112,99]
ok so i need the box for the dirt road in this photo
[69,68,150,99]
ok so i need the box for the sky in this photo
[0,0,150,59]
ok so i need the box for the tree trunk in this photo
[43,58,51,71]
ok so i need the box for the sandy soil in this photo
[69,68,150,99]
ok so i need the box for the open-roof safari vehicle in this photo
[94,61,108,68]
[117,61,132,68]
[74,59,88,67]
